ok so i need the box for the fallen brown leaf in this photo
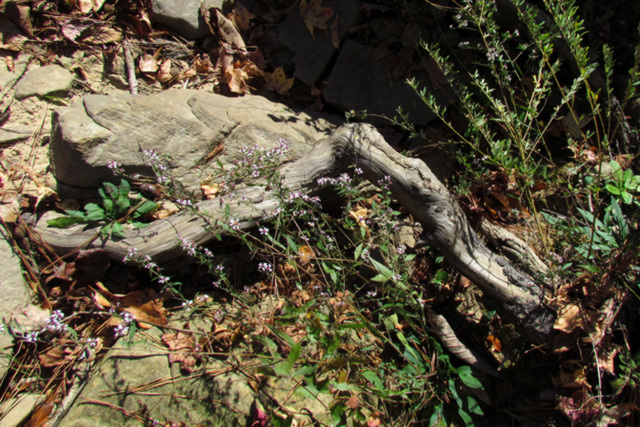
[264,67,294,95]
[300,0,333,39]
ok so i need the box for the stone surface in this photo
[151,0,223,40]
[61,315,333,426]
[0,227,32,380]
[50,90,337,190]
[0,393,41,426]
[274,0,361,86]
[324,40,453,126]
[14,65,74,100]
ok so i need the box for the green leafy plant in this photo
[605,160,640,206]
[48,179,158,238]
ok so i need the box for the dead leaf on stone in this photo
[139,54,158,74]
[264,67,294,95]
[231,2,255,32]
[121,290,168,326]
[162,331,198,372]
[80,25,122,44]
[300,0,333,39]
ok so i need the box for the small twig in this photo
[123,40,138,95]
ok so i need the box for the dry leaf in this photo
[300,0,334,39]
[348,207,369,228]
[157,59,173,82]
[39,346,67,368]
[6,3,34,37]
[231,2,255,31]
[297,245,315,265]
[486,335,502,352]
[201,183,221,199]
[139,54,158,73]
[80,26,122,44]
[121,290,168,326]
[216,10,246,50]
[162,331,198,372]
[264,67,294,95]
[345,395,360,409]
[78,0,106,14]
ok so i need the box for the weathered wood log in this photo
[35,123,555,343]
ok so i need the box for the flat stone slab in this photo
[50,89,337,191]
[151,0,223,40]
[14,65,74,100]
[324,40,453,126]
[0,227,32,380]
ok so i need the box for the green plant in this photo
[48,179,158,239]
[605,160,640,206]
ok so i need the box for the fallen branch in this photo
[36,123,555,342]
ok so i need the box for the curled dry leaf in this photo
[348,206,369,228]
[157,59,173,83]
[297,245,314,265]
[139,54,159,73]
[201,183,221,199]
[216,10,246,50]
[78,0,106,14]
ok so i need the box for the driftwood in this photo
[36,123,555,343]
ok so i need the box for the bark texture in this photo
[36,123,555,342]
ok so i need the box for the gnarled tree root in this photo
[35,123,555,343]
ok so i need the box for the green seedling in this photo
[48,179,158,239]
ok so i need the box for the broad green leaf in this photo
[362,370,386,394]
[354,242,363,260]
[47,216,86,228]
[135,200,159,215]
[285,342,302,375]
[369,257,394,280]
[118,179,131,196]
[456,365,483,389]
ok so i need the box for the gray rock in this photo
[324,40,454,126]
[0,227,33,380]
[13,65,74,100]
[50,90,336,191]
[0,127,31,145]
[274,0,361,86]
[151,0,223,40]
[0,393,42,426]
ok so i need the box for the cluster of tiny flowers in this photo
[377,175,392,190]
[396,244,407,256]
[181,300,194,311]
[367,290,377,298]
[45,310,67,333]
[142,255,158,271]
[257,262,273,273]
[265,207,283,219]
[107,161,124,175]
[179,237,197,256]
[143,149,169,183]
[195,294,210,303]
[176,199,192,206]
[259,226,269,236]
[21,310,70,343]
[229,218,240,230]
[123,247,138,262]
[317,173,353,188]
[286,191,321,206]
[113,323,129,338]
